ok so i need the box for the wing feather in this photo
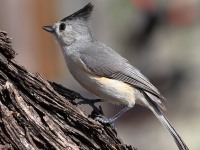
[80,42,165,108]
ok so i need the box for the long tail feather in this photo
[146,94,189,150]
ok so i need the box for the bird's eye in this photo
[59,23,66,31]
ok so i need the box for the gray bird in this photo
[43,3,188,150]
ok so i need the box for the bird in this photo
[42,3,189,150]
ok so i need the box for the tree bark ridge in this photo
[0,30,135,150]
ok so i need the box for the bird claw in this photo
[95,115,115,129]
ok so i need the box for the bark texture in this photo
[0,30,136,150]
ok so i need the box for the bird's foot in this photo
[95,115,115,128]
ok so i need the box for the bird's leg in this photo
[95,106,132,124]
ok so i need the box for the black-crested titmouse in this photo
[43,3,188,150]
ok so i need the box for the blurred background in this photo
[0,0,200,149]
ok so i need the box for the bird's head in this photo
[43,3,94,46]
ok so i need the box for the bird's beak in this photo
[42,25,54,33]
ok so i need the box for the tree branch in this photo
[0,30,136,150]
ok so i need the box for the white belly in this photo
[66,60,136,107]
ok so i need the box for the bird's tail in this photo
[146,95,189,150]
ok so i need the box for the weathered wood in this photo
[0,30,135,150]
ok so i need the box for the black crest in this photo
[61,3,94,22]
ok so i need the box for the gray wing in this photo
[80,42,165,109]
